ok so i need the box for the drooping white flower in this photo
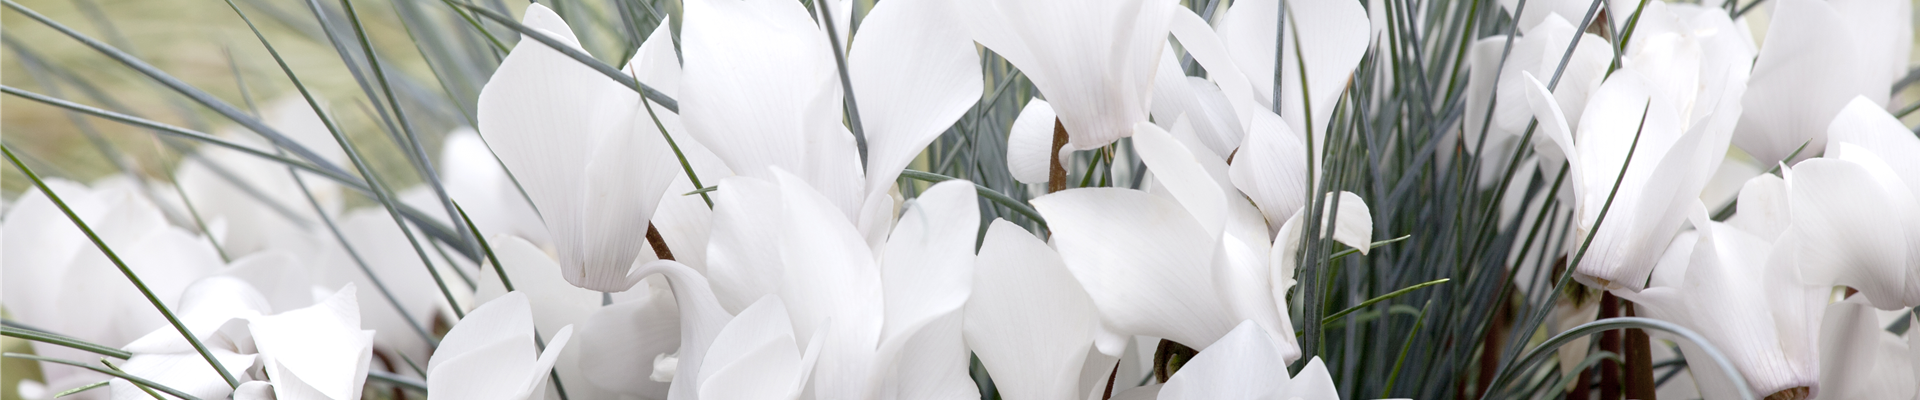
[1458,13,1612,188]
[1215,0,1371,153]
[1518,29,1748,290]
[678,0,980,222]
[111,276,264,400]
[1034,121,1373,361]
[427,292,573,400]
[1786,97,1920,310]
[958,0,1174,151]
[476,3,681,292]
[244,284,375,400]
[1616,193,1824,399]
[108,281,372,400]
[964,219,1100,400]
[633,174,982,400]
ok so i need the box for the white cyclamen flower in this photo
[679,0,980,221]
[476,3,681,292]
[1518,19,1750,290]
[958,0,1173,151]
[632,175,982,400]
[1034,121,1372,361]
[1616,180,1824,399]
[1785,97,1920,310]
[427,292,573,400]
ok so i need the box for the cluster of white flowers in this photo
[5,0,1920,398]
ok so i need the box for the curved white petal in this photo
[1009,99,1061,184]
[1828,96,1920,202]
[770,170,884,398]
[626,260,733,400]
[1817,296,1917,399]
[473,235,603,338]
[1150,49,1245,159]
[1033,188,1239,351]
[247,284,368,400]
[1617,221,1823,398]
[960,0,1172,150]
[427,336,537,400]
[879,180,978,348]
[573,283,680,398]
[880,311,979,400]
[698,296,803,400]
[1727,173,1790,241]
[1734,0,1882,166]
[681,0,863,218]
[1136,122,1229,241]
[433,292,533,373]
[1230,112,1311,235]
[1217,0,1370,147]
[1158,321,1292,400]
[849,0,984,197]
[1786,158,1916,308]
[966,219,1098,400]
[702,175,787,314]
[478,4,674,292]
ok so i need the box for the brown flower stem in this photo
[1101,361,1121,400]
[1624,301,1655,400]
[1048,118,1069,193]
[1599,291,1622,400]
[1569,367,1594,400]
[646,222,674,261]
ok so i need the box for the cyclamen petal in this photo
[849,0,983,198]
[247,284,372,400]
[477,4,679,292]
[960,0,1173,151]
[1217,0,1370,152]
[966,219,1098,400]
[428,292,576,400]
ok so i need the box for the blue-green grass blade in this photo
[1,353,201,400]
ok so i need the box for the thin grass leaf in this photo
[811,0,869,167]
[900,169,1047,230]
[1483,317,1753,400]
[333,0,480,259]
[368,370,429,394]
[1329,235,1414,261]
[1484,102,1651,399]
[457,3,679,112]
[51,380,109,399]
[1380,300,1432,398]
[284,149,442,347]
[1322,279,1450,324]
[637,73,713,208]
[1,353,202,400]
[224,0,470,319]
[0,325,132,360]
[99,358,167,400]
[454,201,515,292]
